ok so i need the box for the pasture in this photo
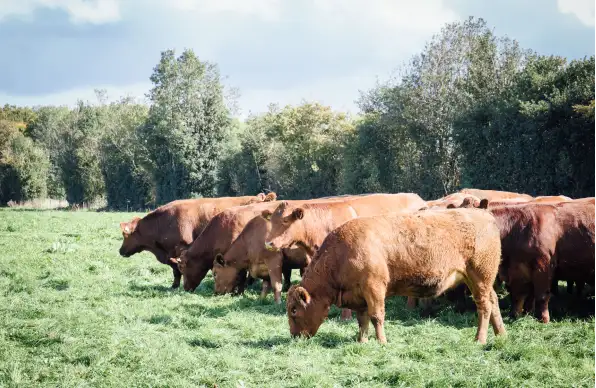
[0,209,593,387]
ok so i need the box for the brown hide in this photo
[552,201,595,289]
[489,204,560,322]
[286,209,505,344]
[177,201,283,292]
[213,214,310,303]
[459,188,533,201]
[118,193,276,288]
[265,193,425,255]
[180,197,346,292]
[533,195,572,203]
[426,193,481,209]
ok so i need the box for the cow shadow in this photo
[240,335,291,349]
[126,282,180,298]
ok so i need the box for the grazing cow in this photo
[533,195,572,203]
[286,209,505,344]
[176,201,283,292]
[459,188,533,201]
[118,193,276,288]
[265,193,425,317]
[178,197,349,292]
[550,201,595,298]
[478,200,594,323]
[212,196,370,302]
[487,203,560,322]
[212,214,309,302]
[425,193,481,209]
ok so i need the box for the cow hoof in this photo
[358,337,368,343]
[171,282,180,289]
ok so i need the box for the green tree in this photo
[143,49,231,203]
[99,97,153,210]
[0,120,49,204]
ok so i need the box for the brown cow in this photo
[286,209,505,344]
[118,193,276,288]
[212,196,371,302]
[264,193,425,317]
[212,214,309,302]
[459,188,533,201]
[425,193,481,209]
[265,193,425,255]
[533,195,572,203]
[176,201,284,292]
[178,197,349,292]
[550,201,595,297]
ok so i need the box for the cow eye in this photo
[291,308,297,315]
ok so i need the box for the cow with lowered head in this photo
[286,208,506,344]
[119,193,276,288]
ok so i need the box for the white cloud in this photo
[0,0,121,24]
[167,0,282,21]
[0,0,461,116]
[557,0,595,26]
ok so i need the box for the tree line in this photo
[0,18,593,209]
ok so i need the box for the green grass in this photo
[0,209,593,387]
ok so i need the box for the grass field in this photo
[0,209,594,387]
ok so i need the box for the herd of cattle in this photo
[118,189,594,344]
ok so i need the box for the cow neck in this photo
[301,260,337,308]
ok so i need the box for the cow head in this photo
[119,217,143,257]
[212,253,241,294]
[286,285,329,338]
[177,248,210,292]
[459,196,480,208]
[264,201,305,252]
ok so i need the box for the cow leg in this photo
[523,291,535,314]
[489,289,506,336]
[356,310,370,343]
[282,265,292,292]
[299,268,305,277]
[234,270,248,295]
[551,277,559,296]
[406,297,417,309]
[169,262,181,289]
[471,288,492,344]
[364,288,387,344]
[532,266,552,323]
[260,280,271,298]
[576,281,584,298]
[265,256,283,304]
[566,280,574,295]
[340,309,352,320]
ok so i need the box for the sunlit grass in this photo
[0,209,593,387]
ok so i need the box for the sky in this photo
[0,0,594,119]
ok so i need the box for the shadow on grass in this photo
[126,282,178,298]
[240,335,291,349]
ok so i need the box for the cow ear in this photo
[446,204,456,209]
[120,222,131,234]
[256,193,266,201]
[264,192,277,202]
[479,199,489,209]
[295,286,311,305]
[262,210,272,220]
[292,208,304,220]
[215,253,225,267]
